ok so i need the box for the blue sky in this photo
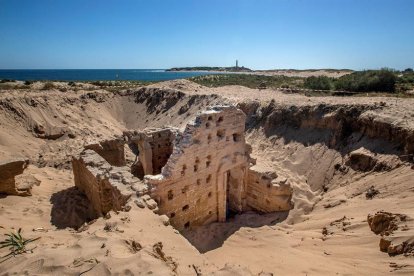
[0,0,413,70]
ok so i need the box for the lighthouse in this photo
[236,60,238,69]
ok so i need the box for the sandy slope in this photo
[1,80,414,275]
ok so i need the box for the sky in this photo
[0,0,413,70]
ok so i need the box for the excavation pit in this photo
[71,105,293,240]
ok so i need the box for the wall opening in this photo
[131,160,145,179]
[167,190,174,200]
[217,116,223,126]
[206,155,211,168]
[217,130,225,140]
[233,133,241,142]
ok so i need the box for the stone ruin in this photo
[0,158,40,196]
[72,106,293,230]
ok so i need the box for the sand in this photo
[0,80,414,275]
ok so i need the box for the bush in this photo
[399,72,414,84]
[190,74,304,89]
[24,80,33,85]
[304,76,334,90]
[397,71,414,92]
[42,82,56,90]
[335,70,397,93]
[403,68,413,73]
[0,79,15,83]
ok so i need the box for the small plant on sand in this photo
[0,228,40,262]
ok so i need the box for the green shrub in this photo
[304,76,334,90]
[0,79,15,83]
[190,74,304,89]
[397,71,414,92]
[399,72,414,84]
[335,69,397,92]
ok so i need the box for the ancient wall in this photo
[146,106,250,230]
[0,158,33,196]
[246,166,293,213]
[71,105,293,230]
[226,166,248,213]
[85,138,126,167]
[72,150,136,215]
[125,128,176,177]
[144,128,176,174]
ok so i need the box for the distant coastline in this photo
[166,67,353,78]
[166,66,253,73]
[0,68,355,81]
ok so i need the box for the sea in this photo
[0,69,216,82]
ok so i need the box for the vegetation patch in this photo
[190,74,304,89]
[0,228,40,263]
[191,69,414,96]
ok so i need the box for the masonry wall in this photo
[246,168,293,213]
[0,158,30,196]
[125,128,176,177]
[146,106,250,230]
[227,165,248,212]
[147,128,175,174]
[72,150,133,215]
[85,139,126,167]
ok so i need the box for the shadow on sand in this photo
[181,211,289,253]
[50,186,98,229]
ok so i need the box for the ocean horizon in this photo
[0,69,215,82]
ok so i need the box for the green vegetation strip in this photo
[190,69,414,95]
